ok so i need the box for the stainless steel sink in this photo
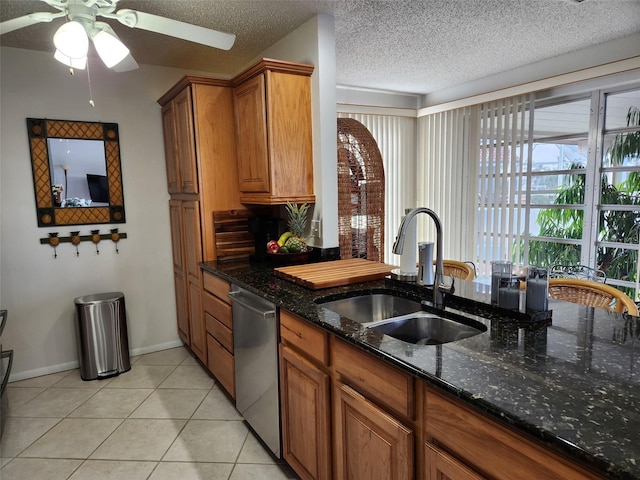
[364,312,487,345]
[317,293,422,324]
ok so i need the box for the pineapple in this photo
[284,202,309,253]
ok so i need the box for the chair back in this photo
[439,260,475,281]
[550,264,606,282]
[548,278,638,315]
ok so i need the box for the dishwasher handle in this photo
[228,291,275,319]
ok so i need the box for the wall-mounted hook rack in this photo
[40,232,128,245]
[40,231,127,258]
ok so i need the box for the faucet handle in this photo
[439,274,455,295]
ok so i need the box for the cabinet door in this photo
[425,443,486,480]
[169,200,188,344]
[168,200,184,271]
[181,200,203,285]
[174,87,198,194]
[334,382,413,480]
[161,101,180,194]
[233,74,270,193]
[173,268,189,345]
[207,334,235,398]
[265,70,314,202]
[188,279,205,362]
[280,345,331,480]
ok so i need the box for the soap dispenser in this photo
[418,242,435,286]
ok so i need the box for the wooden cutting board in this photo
[274,258,396,289]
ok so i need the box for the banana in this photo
[277,231,293,247]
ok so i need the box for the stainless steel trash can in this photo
[74,292,131,381]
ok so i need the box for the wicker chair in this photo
[548,278,638,315]
[550,264,606,283]
[435,260,475,281]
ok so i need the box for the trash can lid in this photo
[74,292,124,305]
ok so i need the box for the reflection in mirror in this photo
[48,139,108,207]
[27,118,125,227]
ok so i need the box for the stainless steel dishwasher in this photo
[228,285,280,458]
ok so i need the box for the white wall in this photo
[256,14,339,249]
[0,47,212,379]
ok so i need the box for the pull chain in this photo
[86,58,95,107]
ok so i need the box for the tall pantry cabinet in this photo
[159,77,242,363]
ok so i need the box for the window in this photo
[472,86,640,298]
[417,77,640,299]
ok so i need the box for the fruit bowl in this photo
[267,247,313,266]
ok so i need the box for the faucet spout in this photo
[393,207,446,308]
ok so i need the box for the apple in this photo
[266,240,280,254]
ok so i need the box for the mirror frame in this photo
[27,118,126,227]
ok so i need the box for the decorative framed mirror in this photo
[27,118,126,227]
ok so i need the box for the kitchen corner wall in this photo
[256,13,339,249]
[0,46,208,380]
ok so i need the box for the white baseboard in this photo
[129,340,184,357]
[8,339,186,383]
[9,360,81,382]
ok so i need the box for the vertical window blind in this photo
[474,95,531,276]
[416,107,473,263]
[417,95,531,276]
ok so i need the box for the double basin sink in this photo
[317,292,486,345]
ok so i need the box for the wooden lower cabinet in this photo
[188,279,205,361]
[202,272,235,398]
[279,345,331,480]
[425,443,485,480]
[207,334,235,396]
[271,311,606,480]
[172,268,189,345]
[424,387,603,480]
[333,381,414,480]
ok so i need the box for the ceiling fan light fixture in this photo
[54,49,87,70]
[92,29,130,68]
[53,20,89,59]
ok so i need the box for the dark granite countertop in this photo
[202,260,640,480]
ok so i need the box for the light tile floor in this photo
[1,347,298,480]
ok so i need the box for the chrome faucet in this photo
[392,207,453,308]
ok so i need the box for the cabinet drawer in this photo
[333,338,414,420]
[207,334,235,398]
[203,272,231,303]
[205,312,233,353]
[202,290,232,329]
[280,310,329,366]
[425,387,602,480]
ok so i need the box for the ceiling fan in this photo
[0,0,236,72]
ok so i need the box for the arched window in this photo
[337,118,385,262]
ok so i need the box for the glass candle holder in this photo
[491,261,513,304]
[498,275,521,310]
[526,266,549,311]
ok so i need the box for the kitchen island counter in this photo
[202,260,640,480]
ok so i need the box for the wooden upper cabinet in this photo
[234,75,270,193]
[160,87,198,194]
[161,102,180,194]
[174,87,198,194]
[232,59,315,205]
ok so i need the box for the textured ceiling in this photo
[1,0,639,95]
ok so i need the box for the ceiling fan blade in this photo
[0,11,65,35]
[112,9,235,50]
